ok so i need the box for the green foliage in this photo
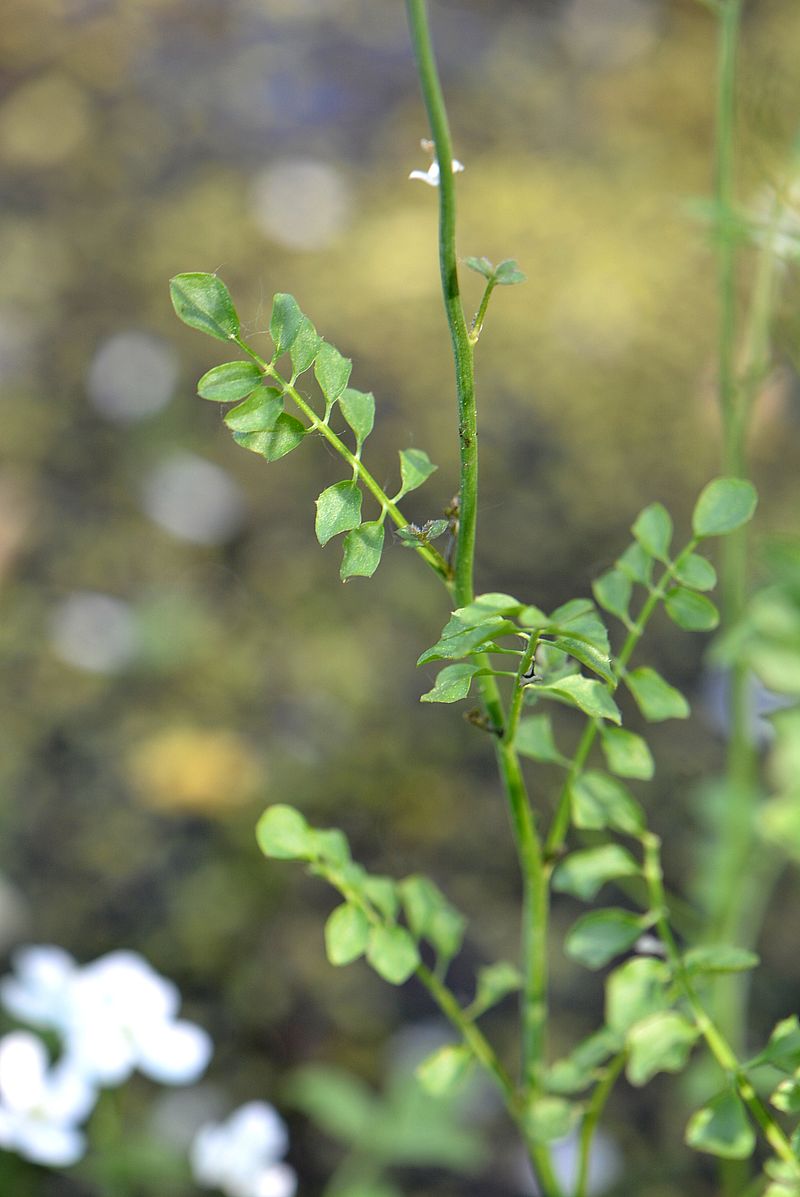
[632,502,673,562]
[315,481,363,546]
[314,341,353,405]
[197,360,262,402]
[465,256,526,285]
[325,903,371,966]
[545,1029,619,1095]
[682,946,759,976]
[169,272,240,341]
[270,292,304,356]
[419,663,483,703]
[515,714,567,764]
[224,388,283,432]
[570,771,644,835]
[624,666,690,721]
[686,1089,755,1159]
[593,567,633,622]
[416,1045,474,1097]
[399,875,466,965]
[522,1096,579,1144]
[692,477,758,538]
[564,908,648,969]
[664,587,720,631]
[234,413,306,461]
[599,725,654,779]
[366,925,420,985]
[341,523,385,581]
[674,552,717,591]
[339,389,376,448]
[552,844,639,901]
[605,958,672,1036]
[397,448,437,496]
[468,962,523,1019]
[534,674,621,723]
[626,1012,698,1085]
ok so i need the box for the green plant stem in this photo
[575,1053,626,1197]
[642,834,800,1173]
[406,5,557,1189]
[405,0,477,609]
[469,278,498,344]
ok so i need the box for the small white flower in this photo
[0,1031,96,1167]
[409,139,464,187]
[190,1102,296,1197]
[1,946,213,1088]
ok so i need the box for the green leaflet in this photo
[270,292,304,356]
[625,667,690,721]
[197,360,262,402]
[170,272,240,342]
[315,481,363,546]
[341,522,385,580]
[692,477,758,538]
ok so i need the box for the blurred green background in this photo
[2,0,800,1193]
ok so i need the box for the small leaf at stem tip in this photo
[748,1016,800,1074]
[770,1078,800,1115]
[632,502,673,561]
[270,292,304,356]
[224,387,283,433]
[593,568,633,621]
[664,587,720,631]
[599,725,654,780]
[546,1029,620,1095]
[552,844,639,901]
[565,907,647,970]
[340,522,384,581]
[627,1012,699,1086]
[233,412,306,461]
[197,360,262,402]
[420,663,482,704]
[324,903,370,966]
[339,388,375,446]
[692,477,758,538]
[255,804,315,860]
[398,448,437,495]
[685,1089,755,1159]
[493,259,526,285]
[169,273,240,342]
[314,341,352,404]
[625,667,690,722]
[365,925,420,985]
[290,315,322,376]
[315,480,363,546]
[465,256,495,279]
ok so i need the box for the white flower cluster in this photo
[0,943,296,1197]
[0,944,212,1166]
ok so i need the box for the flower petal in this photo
[14,1119,87,1167]
[0,945,76,1029]
[135,1018,212,1084]
[0,1031,48,1111]
[252,1163,297,1197]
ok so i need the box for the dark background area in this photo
[2,0,800,1193]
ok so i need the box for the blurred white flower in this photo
[409,158,465,187]
[191,1102,296,1197]
[140,452,246,545]
[1,946,212,1088]
[0,944,77,1028]
[249,158,351,251]
[87,331,178,423]
[49,591,138,674]
[0,1031,96,1167]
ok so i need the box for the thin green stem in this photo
[576,1053,626,1197]
[504,634,540,747]
[405,0,477,609]
[469,278,498,345]
[642,835,800,1172]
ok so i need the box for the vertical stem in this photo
[406,6,558,1192]
[405,0,477,610]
